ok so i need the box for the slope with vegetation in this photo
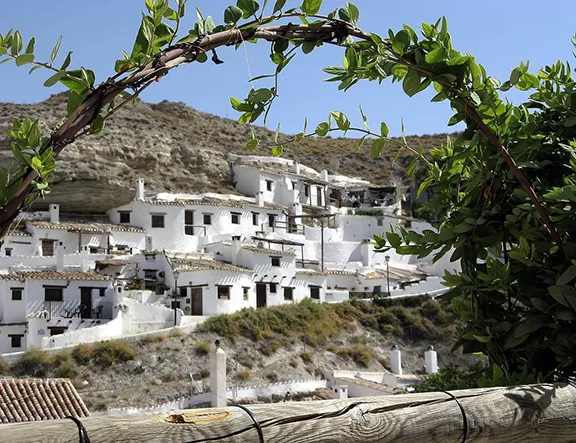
[0,298,479,410]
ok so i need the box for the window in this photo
[48,327,67,336]
[99,288,106,297]
[243,287,249,301]
[231,212,241,225]
[144,269,157,291]
[304,185,310,197]
[119,211,131,224]
[270,256,281,267]
[185,210,195,235]
[10,335,23,348]
[217,286,231,300]
[265,180,273,191]
[317,186,323,206]
[203,213,212,225]
[269,283,277,293]
[5,248,12,257]
[11,288,23,301]
[292,181,297,190]
[268,214,276,228]
[252,212,259,226]
[151,214,165,228]
[283,287,294,301]
[377,218,383,226]
[44,287,63,302]
[310,286,321,300]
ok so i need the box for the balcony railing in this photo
[35,300,114,320]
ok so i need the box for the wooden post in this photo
[2,384,576,442]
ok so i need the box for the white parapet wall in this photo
[123,297,181,333]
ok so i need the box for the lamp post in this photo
[173,269,180,326]
[385,255,390,297]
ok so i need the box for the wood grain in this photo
[2,384,576,443]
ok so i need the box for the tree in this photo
[2,0,575,383]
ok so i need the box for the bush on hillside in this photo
[11,348,52,377]
[193,340,211,356]
[92,340,137,367]
[71,343,93,365]
[51,351,79,379]
[0,355,9,375]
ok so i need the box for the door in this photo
[317,186,323,206]
[80,288,92,319]
[41,239,54,256]
[191,288,203,315]
[256,283,267,308]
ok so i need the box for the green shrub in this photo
[0,356,9,375]
[289,358,298,368]
[265,372,279,383]
[71,343,93,365]
[194,340,211,356]
[52,352,79,379]
[139,334,166,344]
[12,348,52,377]
[199,368,210,379]
[260,339,281,357]
[237,370,251,382]
[92,340,137,367]
[337,345,375,368]
[299,352,313,363]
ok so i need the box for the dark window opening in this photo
[10,335,23,348]
[269,283,277,293]
[217,286,231,300]
[243,287,249,300]
[271,256,281,267]
[292,181,297,190]
[99,288,106,297]
[283,287,294,301]
[5,248,12,257]
[268,214,276,228]
[119,211,131,224]
[203,213,212,225]
[185,210,195,235]
[48,327,67,336]
[151,214,165,228]
[310,286,320,300]
[231,212,241,225]
[11,288,23,301]
[45,287,63,302]
[266,180,273,191]
[304,185,310,197]
[252,212,259,226]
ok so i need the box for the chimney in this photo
[80,245,90,272]
[321,169,329,181]
[210,340,227,407]
[135,178,145,201]
[145,236,153,252]
[55,241,64,272]
[49,204,60,223]
[255,191,264,207]
[332,384,348,400]
[424,345,439,374]
[231,236,242,265]
[390,344,402,376]
[292,162,301,175]
[360,239,372,267]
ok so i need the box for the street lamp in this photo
[385,255,390,297]
[173,269,180,326]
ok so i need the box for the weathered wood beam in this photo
[2,384,576,442]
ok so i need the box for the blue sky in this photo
[1,0,575,137]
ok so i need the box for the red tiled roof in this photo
[0,271,112,281]
[0,378,89,423]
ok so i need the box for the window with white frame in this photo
[231,212,241,225]
[151,214,165,228]
[217,286,231,300]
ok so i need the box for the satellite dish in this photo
[329,158,340,173]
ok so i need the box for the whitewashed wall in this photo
[0,324,26,354]
[1,235,35,257]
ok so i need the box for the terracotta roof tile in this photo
[173,258,253,273]
[6,220,32,237]
[0,378,89,423]
[151,196,285,211]
[28,220,144,233]
[0,271,112,281]
[242,246,296,256]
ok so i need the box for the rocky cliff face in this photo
[0,93,446,213]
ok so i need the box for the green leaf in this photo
[557,265,576,286]
[274,123,281,143]
[402,69,422,97]
[380,121,389,138]
[330,111,350,131]
[15,54,34,66]
[230,97,242,110]
[81,67,95,87]
[386,231,402,248]
[302,41,316,54]
[224,5,243,24]
[246,138,259,150]
[30,156,43,173]
[425,47,447,64]
[237,0,260,18]
[59,51,72,71]
[203,16,216,33]
[359,106,369,130]
[89,113,105,135]
[43,71,65,87]
[301,0,322,15]
[11,31,22,55]
[25,37,35,55]
[272,144,284,156]
[49,36,62,64]
[315,122,330,136]
[371,138,386,158]
[346,2,359,25]
[273,0,287,13]
[563,116,576,127]
[66,91,84,115]
[163,7,179,20]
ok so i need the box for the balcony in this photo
[33,300,114,320]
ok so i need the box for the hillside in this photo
[0,94,448,213]
[0,298,480,411]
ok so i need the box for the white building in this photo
[0,155,456,355]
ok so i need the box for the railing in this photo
[35,300,114,320]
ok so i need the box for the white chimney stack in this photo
[425,345,439,374]
[49,204,60,223]
[80,245,90,272]
[210,340,227,407]
[135,178,145,201]
[390,344,402,375]
[55,241,64,272]
[360,239,372,267]
[321,169,329,181]
[255,191,264,207]
[293,162,301,175]
[145,236,153,252]
[332,384,348,400]
[231,236,242,265]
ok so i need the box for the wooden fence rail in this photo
[2,383,576,442]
